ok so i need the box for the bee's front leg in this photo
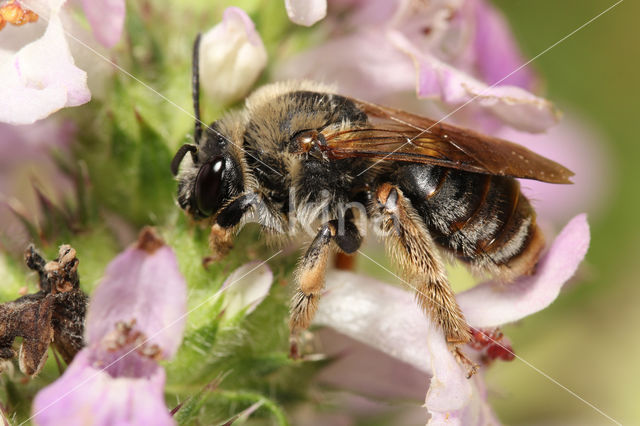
[207,193,281,264]
[207,223,236,265]
[207,195,252,264]
[289,215,361,359]
[373,183,477,376]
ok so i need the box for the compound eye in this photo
[194,156,225,216]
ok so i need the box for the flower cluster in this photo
[281,0,557,132]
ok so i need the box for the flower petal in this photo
[315,328,428,401]
[424,323,473,426]
[314,271,498,425]
[285,0,327,26]
[0,13,90,125]
[470,0,535,90]
[458,214,590,328]
[80,0,125,48]
[32,349,174,426]
[388,29,559,133]
[220,261,273,317]
[199,7,267,104]
[85,229,187,359]
[429,375,500,426]
[315,271,435,374]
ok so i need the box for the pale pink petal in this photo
[85,232,187,359]
[0,13,90,125]
[314,271,500,425]
[220,261,273,316]
[315,271,437,374]
[470,0,535,90]
[424,323,474,426]
[458,214,590,328]
[429,375,500,426]
[14,10,89,107]
[315,328,428,401]
[388,30,559,133]
[285,0,327,26]
[199,7,267,104]
[32,349,174,426]
[80,0,125,48]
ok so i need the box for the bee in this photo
[171,35,573,371]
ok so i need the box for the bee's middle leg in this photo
[289,215,362,358]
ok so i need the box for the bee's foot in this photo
[448,342,479,378]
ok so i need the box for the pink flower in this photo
[278,0,557,132]
[467,0,535,90]
[199,7,267,104]
[33,349,172,425]
[313,214,590,424]
[79,0,125,49]
[32,228,187,426]
[0,0,90,125]
[0,0,125,125]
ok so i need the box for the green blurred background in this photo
[488,1,639,424]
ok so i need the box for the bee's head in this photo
[170,34,243,220]
[172,124,244,220]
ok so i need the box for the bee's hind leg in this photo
[373,183,477,376]
[289,213,361,359]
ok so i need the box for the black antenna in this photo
[171,144,198,176]
[193,33,203,145]
[170,34,203,176]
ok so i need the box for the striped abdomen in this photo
[396,163,544,278]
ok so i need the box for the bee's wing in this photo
[320,99,573,184]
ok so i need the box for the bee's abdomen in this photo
[397,164,544,278]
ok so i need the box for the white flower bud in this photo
[285,0,327,27]
[220,261,273,318]
[199,7,267,104]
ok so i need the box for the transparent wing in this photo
[318,99,573,184]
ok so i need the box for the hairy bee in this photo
[171,35,572,371]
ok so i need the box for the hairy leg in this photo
[373,183,476,374]
[289,215,361,357]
